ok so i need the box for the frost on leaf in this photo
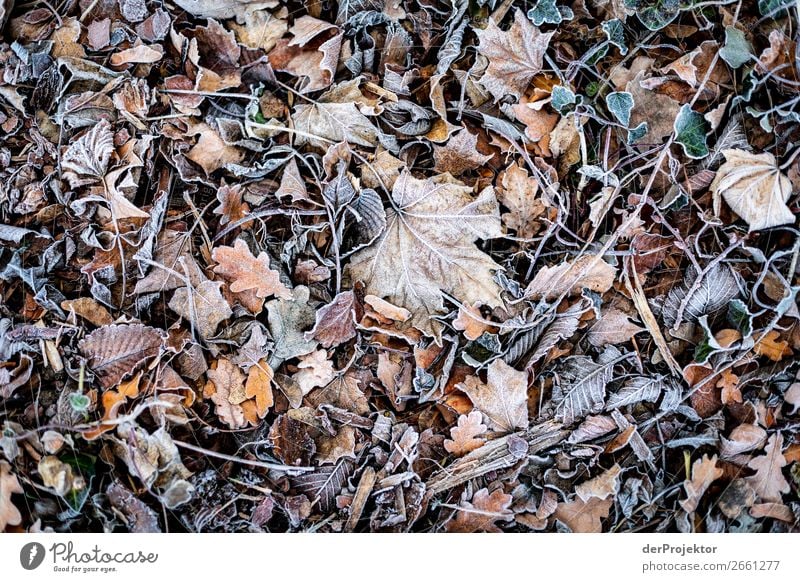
[348,170,504,340]
[458,359,528,432]
[711,149,795,232]
[79,324,165,389]
[475,9,554,101]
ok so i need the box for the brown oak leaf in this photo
[680,454,723,513]
[553,496,612,533]
[443,410,487,456]
[446,488,514,532]
[213,239,291,313]
[747,433,790,503]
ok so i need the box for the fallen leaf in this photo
[554,496,612,533]
[0,460,23,531]
[432,129,493,176]
[753,330,792,362]
[443,410,487,456]
[293,350,335,396]
[79,324,164,389]
[711,149,795,232]
[588,307,644,347]
[747,433,790,503]
[62,119,114,188]
[316,426,356,465]
[575,464,621,501]
[168,281,232,340]
[680,454,723,513]
[526,255,616,301]
[496,160,549,239]
[213,239,291,313]
[446,488,514,532]
[207,358,247,429]
[475,10,555,101]
[348,170,504,340]
[306,290,362,348]
[458,359,528,432]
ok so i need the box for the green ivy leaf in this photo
[673,104,709,159]
[758,0,794,16]
[601,19,628,55]
[68,392,91,413]
[627,121,648,144]
[551,85,576,114]
[606,91,634,126]
[527,0,574,25]
[719,26,752,69]
[624,0,682,31]
[726,299,753,338]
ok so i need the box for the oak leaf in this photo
[747,433,790,503]
[348,170,504,340]
[497,161,549,239]
[553,496,612,532]
[245,360,274,419]
[213,239,291,313]
[293,350,336,396]
[207,358,247,429]
[475,10,555,101]
[458,359,528,432]
[711,149,795,232]
[680,454,723,513]
[443,411,487,456]
[446,488,514,532]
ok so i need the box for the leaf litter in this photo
[0,0,799,534]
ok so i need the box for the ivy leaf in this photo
[606,91,634,127]
[673,104,709,159]
[758,0,794,16]
[551,85,577,114]
[527,0,574,26]
[602,19,627,55]
[624,0,682,31]
[720,26,753,69]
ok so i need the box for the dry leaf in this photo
[554,496,612,533]
[452,302,496,341]
[213,239,291,313]
[316,426,356,465]
[753,330,792,362]
[711,149,795,232]
[526,255,616,301]
[0,460,23,531]
[79,324,164,389]
[169,281,232,340]
[432,129,493,176]
[747,433,790,503]
[680,454,723,513]
[588,307,644,347]
[245,360,274,419]
[207,358,247,429]
[496,161,549,239]
[293,350,335,396]
[62,119,114,188]
[720,424,767,458]
[443,410,487,456]
[186,123,245,175]
[459,359,528,432]
[306,290,362,348]
[348,170,504,340]
[575,464,621,502]
[446,488,514,532]
[475,10,554,101]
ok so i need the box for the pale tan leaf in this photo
[432,129,493,176]
[575,464,621,502]
[453,302,496,341]
[747,433,790,503]
[553,496,612,533]
[168,280,232,340]
[459,359,528,432]
[680,454,723,513]
[526,255,616,301]
[245,360,274,418]
[316,425,356,465]
[475,10,554,101]
[711,149,795,232]
[172,0,277,19]
[348,170,504,339]
[0,460,23,531]
[207,359,247,429]
[497,161,549,239]
[720,424,767,458]
[588,307,644,348]
[293,350,335,396]
[62,119,114,188]
[110,43,164,66]
[186,123,245,175]
[443,410,487,456]
[446,488,513,532]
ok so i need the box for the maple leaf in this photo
[213,239,291,313]
[444,410,487,456]
[0,460,23,531]
[711,149,795,232]
[458,359,528,432]
[475,10,555,101]
[446,488,514,533]
[79,324,165,389]
[747,433,790,503]
[680,454,723,513]
[168,280,232,340]
[348,170,504,340]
